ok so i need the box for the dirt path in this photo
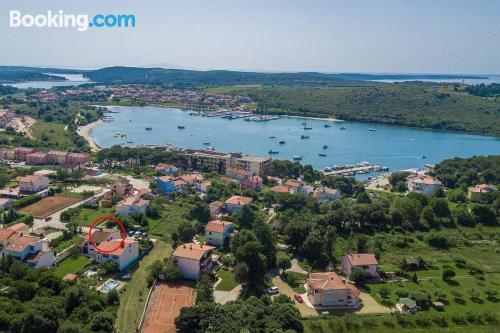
[8,116,36,139]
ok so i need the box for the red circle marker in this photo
[88,215,126,254]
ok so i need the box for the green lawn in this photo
[53,235,81,253]
[75,206,116,226]
[53,255,91,278]
[215,268,238,291]
[282,271,307,294]
[147,200,195,241]
[32,121,77,150]
[116,241,173,333]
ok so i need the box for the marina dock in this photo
[322,163,389,176]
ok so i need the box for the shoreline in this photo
[283,115,344,122]
[77,120,102,152]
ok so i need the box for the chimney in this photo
[183,244,186,249]
[189,245,192,250]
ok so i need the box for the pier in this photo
[322,163,389,176]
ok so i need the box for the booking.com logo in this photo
[9,10,136,31]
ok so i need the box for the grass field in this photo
[215,268,238,291]
[53,235,81,253]
[53,255,91,278]
[32,121,78,150]
[19,195,81,218]
[116,241,173,333]
[148,200,195,241]
[74,206,116,226]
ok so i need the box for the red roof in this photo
[271,185,291,193]
[344,253,378,266]
[0,228,18,241]
[307,272,360,297]
[5,236,38,252]
[205,220,233,233]
[172,243,214,260]
[97,239,137,256]
[225,195,253,206]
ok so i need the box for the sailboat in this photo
[324,124,331,128]
[268,138,279,154]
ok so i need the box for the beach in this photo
[77,120,102,152]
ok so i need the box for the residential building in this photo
[3,236,54,268]
[0,198,14,209]
[240,176,263,191]
[154,176,177,195]
[209,200,224,217]
[172,243,216,280]
[234,154,271,177]
[7,223,31,236]
[26,152,48,165]
[271,185,293,194]
[67,153,91,165]
[224,195,253,213]
[342,252,379,277]
[0,149,14,160]
[0,228,20,258]
[15,147,37,161]
[0,109,13,128]
[116,196,150,216]
[111,177,134,197]
[316,187,341,203]
[468,184,497,203]
[306,272,361,308]
[47,151,68,165]
[19,174,50,193]
[155,163,178,175]
[93,238,139,271]
[407,174,443,196]
[197,180,212,193]
[205,220,234,247]
[186,150,271,177]
[226,167,248,180]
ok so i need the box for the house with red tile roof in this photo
[180,173,203,185]
[468,184,497,203]
[225,167,249,180]
[197,180,212,193]
[116,196,150,216]
[93,238,139,271]
[7,222,30,236]
[240,176,263,191]
[155,163,178,176]
[209,200,224,217]
[172,243,216,280]
[407,174,443,196]
[205,220,234,247]
[224,195,253,213]
[306,271,361,308]
[271,185,293,194]
[2,235,54,268]
[342,252,379,277]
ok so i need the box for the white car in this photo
[266,286,279,295]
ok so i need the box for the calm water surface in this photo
[8,73,91,89]
[91,106,500,176]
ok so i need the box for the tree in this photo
[350,268,367,285]
[175,221,197,243]
[163,261,182,281]
[235,241,267,285]
[442,268,456,282]
[189,202,210,224]
[20,300,61,333]
[379,286,391,301]
[195,274,214,304]
[276,252,292,275]
[147,260,165,286]
[236,205,254,229]
[107,289,119,305]
[234,262,250,285]
[89,312,115,333]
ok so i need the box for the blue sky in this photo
[1,0,499,73]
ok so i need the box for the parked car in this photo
[45,216,52,222]
[266,286,279,295]
[134,231,141,237]
[141,232,148,238]
[294,294,304,303]
[127,230,135,237]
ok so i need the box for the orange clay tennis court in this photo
[141,282,195,333]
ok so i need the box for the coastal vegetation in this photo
[207,83,500,136]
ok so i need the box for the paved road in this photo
[289,259,308,274]
[213,285,242,304]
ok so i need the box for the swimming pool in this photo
[99,279,120,293]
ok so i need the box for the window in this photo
[103,254,109,258]
[112,255,118,259]
[337,299,344,303]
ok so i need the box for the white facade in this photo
[19,175,50,193]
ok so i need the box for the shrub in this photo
[442,268,456,281]
[414,314,432,328]
[453,256,467,268]
[483,312,499,324]
[432,315,448,327]
[395,288,409,298]
[451,313,466,325]
[425,234,450,249]
[465,312,483,324]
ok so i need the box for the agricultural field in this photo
[19,195,81,218]
[147,200,195,241]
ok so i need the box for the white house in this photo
[155,163,178,176]
[19,175,50,194]
[306,272,361,308]
[172,243,216,280]
[224,195,253,213]
[316,187,341,203]
[116,196,150,216]
[205,220,234,247]
[342,252,379,277]
[3,235,55,269]
[407,174,443,196]
[93,238,139,271]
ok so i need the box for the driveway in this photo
[288,259,308,274]
[213,284,242,304]
[271,275,318,317]
[356,290,391,314]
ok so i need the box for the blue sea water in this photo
[90,106,500,176]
